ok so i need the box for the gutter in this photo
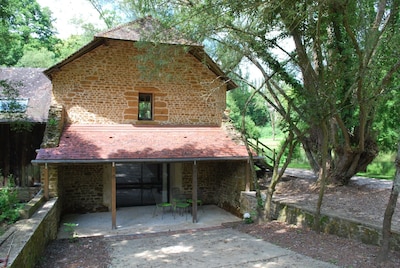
[31,156,263,165]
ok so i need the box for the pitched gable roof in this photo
[0,67,51,123]
[44,17,237,90]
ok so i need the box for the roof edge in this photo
[44,38,105,79]
[32,156,254,165]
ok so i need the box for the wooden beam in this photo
[44,163,49,200]
[245,159,250,192]
[192,161,198,223]
[111,162,117,229]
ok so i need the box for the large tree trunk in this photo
[377,143,400,262]
[302,125,379,186]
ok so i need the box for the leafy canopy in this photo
[0,0,59,66]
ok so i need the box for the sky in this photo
[37,0,106,39]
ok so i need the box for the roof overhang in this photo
[33,124,254,165]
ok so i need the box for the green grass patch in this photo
[258,137,282,149]
[356,153,396,180]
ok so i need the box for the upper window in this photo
[0,98,28,113]
[138,93,153,120]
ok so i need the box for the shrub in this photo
[0,175,22,224]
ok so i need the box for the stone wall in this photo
[181,162,219,203]
[240,192,400,251]
[181,161,247,216]
[50,40,227,126]
[214,161,247,216]
[58,164,106,213]
[3,196,61,268]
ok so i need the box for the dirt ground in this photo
[35,172,400,268]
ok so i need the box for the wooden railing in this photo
[246,138,276,170]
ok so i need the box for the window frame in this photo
[0,98,29,113]
[138,93,153,121]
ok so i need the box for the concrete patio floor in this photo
[58,205,241,239]
[57,205,337,267]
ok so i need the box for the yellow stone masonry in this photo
[51,40,227,126]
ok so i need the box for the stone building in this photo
[33,17,252,228]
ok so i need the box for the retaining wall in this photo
[0,194,61,268]
[240,191,400,251]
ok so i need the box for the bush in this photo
[0,175,21,224]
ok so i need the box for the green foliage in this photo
[10,17,103,68]
[357,153,396,180]
[55,20,103,60]
[374,89,400,152]
[87,0,127,28]
[278,138,301,164]
[227,87,269,127]
[0,0,60,66]
[227,87,270,139]
[16,47,57,68]
[0,175,21,224]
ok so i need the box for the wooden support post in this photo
[245,159,250,192]
[44,163,49,200]
[111,162,117,229]
[192,160,198,223]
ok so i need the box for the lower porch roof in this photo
[33,124,253,164]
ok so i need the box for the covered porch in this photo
[33,124,252,229]
[57,204,241,239]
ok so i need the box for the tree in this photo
[227,84,270,139]
[0,0,59,66]
[119,0,400,186]
[87,0,129,28]
[377,141,400,262]
[16,47,57,68]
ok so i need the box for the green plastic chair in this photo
[152,189,172,219]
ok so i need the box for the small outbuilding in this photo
[33,17,253,228]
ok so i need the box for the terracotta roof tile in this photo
[34,125,250,163]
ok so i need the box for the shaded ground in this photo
[36,237,110,268]
[234,221,400,268]
[36,170,400,268]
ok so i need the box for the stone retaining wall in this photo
[0,195,61,268]
[240,191,400,251]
